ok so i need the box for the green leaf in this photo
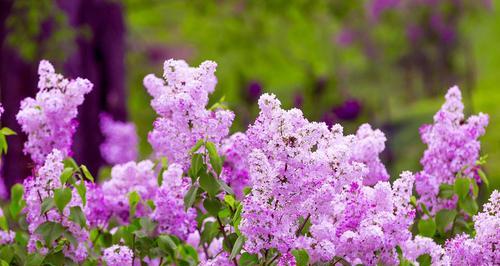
[80,165,94,183]
[218,179,234,195]
[435,209,457,235]
[41,197,55,215]
[158,235,177,256]
[190,139,204,153]
[205,141,222,175]
[54,188,72,213]
[224,195,236,209]
[477,169,489,187]
[157,167,165,187]
[418,218,436,237]
[0,135,6,154]
[0,127,16,136]
[184,185,198,210]
[459,196,479,216]
[438,184,454,199]
[203,198,222,216]
[0,216,7,231]
[471,179,479,198]
[63,158,79,171]
[69,206,86,228]
[416,254,432,266]
[63,230,78,247]
[454,178,470,200]
[419,203,431,217]
[409,195,417,206]
[292,249,310,266]
[129,191,141,218]
[34,222,65,246]
[188,154,204,181]
[75,181,87,206]
[59,168,74,185]
[229,235,244,260]
[26,252,44,266]
[199,171,220,197]
[10,184,24,203]
[0,246,14,264]
[223,233,238,253]
[239,253,258,266]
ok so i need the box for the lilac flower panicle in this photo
[151,163,197,240]
[351,123,390,185]
[102,245,133,266]
[16,60,93,165]
[84,183,112,229]
[23,149,89,262]
[144,59,234,169]
[402,236,450,266]
[241,93,417,265]
[415,86,489,214]
[445,190,500,265]
[102,160,157,223]
[99,113,139,165]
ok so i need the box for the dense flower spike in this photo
[23,149,89,262]
[102,160,157,223]
[144,59,234,169]
[99,113,138,165]
[415,86,489,214]
[16,60,92,165]
[102,245,134,266]
[445,190,500,265]
[151,163,197,240]
[84,183,111,229]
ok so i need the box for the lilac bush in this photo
[0,59,497,266]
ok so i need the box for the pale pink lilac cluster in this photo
[102,245,134,266]
[144,59,234,169]
[151,163,197,240]
[415,86,489,214]
[23,149,89,262]
[16,60,93,165]
[402,235,450,266]
[220,132,251,198]
[101,160,157,223]
[445,190,499,265]
[99,113,138,165]
[351,123,389,185]
[240,94,415,265]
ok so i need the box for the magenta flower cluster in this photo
[99,113,138,165]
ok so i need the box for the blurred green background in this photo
[2,0,499,192]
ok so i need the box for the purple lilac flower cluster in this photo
[151,163,197,240]
[415,86,489,214]
[99,113,138,165]
[102,245,134,266]
[240,94,407,265]
[16,60,92,165]
[101,160,157,223]
[144,59,234,170]
[445,190,499,264]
